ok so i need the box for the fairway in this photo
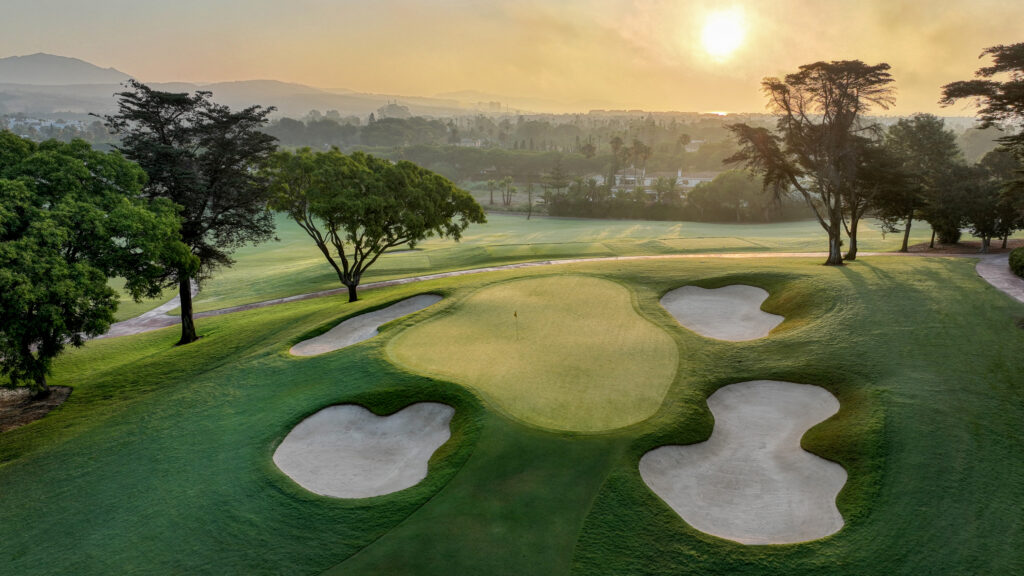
[388,275,678,431]
[174,213,954,315]
[112,212,1024,320]
[1,256,1022,575]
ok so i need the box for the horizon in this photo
[2,1,1022,116]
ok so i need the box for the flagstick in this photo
[514,310,519,340]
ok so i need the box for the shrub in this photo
[1010,246,1024,278]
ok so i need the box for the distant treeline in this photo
[545,170,812,223]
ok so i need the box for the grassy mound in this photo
[387,275,678,432]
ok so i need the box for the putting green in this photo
[387,275,678,432]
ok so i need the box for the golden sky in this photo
[2,0,1022,114]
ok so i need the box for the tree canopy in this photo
[941,43,1024,151]
[101,80,278,344]
[727,60,895,265]
[265,148,486,302]
[942,43,1024,237]
[876,114,963,251]
[0,133,188,391]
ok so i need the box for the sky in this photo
[2,0,1021,115]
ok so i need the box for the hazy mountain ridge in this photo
[0,53,131,85]
[0,53,472,117]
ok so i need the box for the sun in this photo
[701,8,746,60]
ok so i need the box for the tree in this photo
[686,170,773,222]
[632,139,651,180]
[941,43,1024,154]
[727,60,895,265]
[487,179,497,205]
[0,135,189,393]
[100,80,278,345]
[265,149,486,302]
[501,176,514,207]
[879,114,963,251]
[545,155,571,199]
[653,176,679,205]
[526,180,536,220]
[974,146,1024,245]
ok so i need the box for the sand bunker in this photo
[273,402,454,498]
[660,285,783,341]
[290,294,442,356]
[640,381,846,545]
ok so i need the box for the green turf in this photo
[387,275,678,431]
[1,257,1022,574]
[108,277,175,322]
[181,212,951,315]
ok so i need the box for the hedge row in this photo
[1010,246,1024,278]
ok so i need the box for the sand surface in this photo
[273,402,454,498]
[290,294,442,356]
[660,285,783,341]
[640,380,847,545]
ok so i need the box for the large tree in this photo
[265,148,486,302]
[101,81,278,344]
[878,114,963,251]
[0,134,189,393]
[727,60,895,265]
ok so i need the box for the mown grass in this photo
[388,275,678,432]
[108,277,174,322]
[1,256,1021,575]
[180,212,947,314]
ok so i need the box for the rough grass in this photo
[387,275,678,432]
[0,257,1021,575]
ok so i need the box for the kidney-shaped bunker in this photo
[660,285,783,341]
[273,402,454,498]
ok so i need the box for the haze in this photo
[2,0,1022,114]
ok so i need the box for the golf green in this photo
[387,275,678,432]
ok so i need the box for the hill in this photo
[0,53,131,85]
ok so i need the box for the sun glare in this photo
[701,8,746,60]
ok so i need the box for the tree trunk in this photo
[980,236,991,254]
[1001,234,1008,249]
[845,218,859,261]
[178,271,198,345]
[900,217,912,252]
[825,232,844,266]
[347,283,359,303]
[30,367,49,397]
[929,228,936,248]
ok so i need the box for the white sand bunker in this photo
[660,285,783,341]
[290,294,442,356]
[640,381,847,545]
[273,402,455,498]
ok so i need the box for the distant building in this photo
[588,169,720,199]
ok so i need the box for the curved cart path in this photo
[975,253,1024,304]
[100,251,1024,339]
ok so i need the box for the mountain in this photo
[0,53,131,85]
